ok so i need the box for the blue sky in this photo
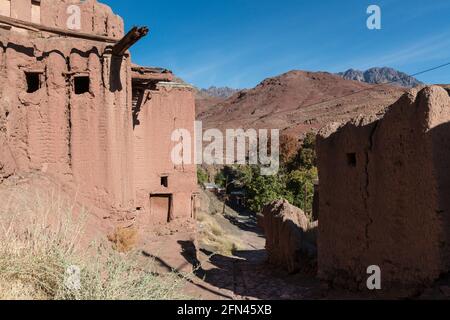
[102,0,450,89]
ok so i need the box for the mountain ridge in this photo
[198,86,241,99]
[337,67,422,88]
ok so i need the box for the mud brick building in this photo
[317,86,450,292]
[0,0,197,227]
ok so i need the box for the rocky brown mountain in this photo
[197,70,405,137]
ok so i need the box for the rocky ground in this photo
[140,190,323,300]
[1,174,448,300]
[140,190,450,300]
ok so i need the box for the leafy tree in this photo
[197,167,209,185]
[223,165,290,213]
[280,134,300,165]
[288,132,317,170]
[244,167,290,213]
[286,168,318,215]
[213,132,319,217]
[214,171,227,187]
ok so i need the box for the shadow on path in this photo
[222,203,264,236]
[142,249,234,300]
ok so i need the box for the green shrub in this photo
[197,167,209,185]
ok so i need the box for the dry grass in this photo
[196,190,245,256]
[196,189,246,256]
[108,227,139,253]
[0,181,188,300]
[197,211,243,256]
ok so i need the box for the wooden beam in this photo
[112,26,149,56]
[132,72,174,83]
[132,65,170,74]
[0,15,118,43]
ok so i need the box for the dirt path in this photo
[182,207,323,300]
[140,189,324,300]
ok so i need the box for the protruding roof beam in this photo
[112,26,149,56]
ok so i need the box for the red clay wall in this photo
[134,83,197,225]
[317,86,450,292]
[0,2,134,214]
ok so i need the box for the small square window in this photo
[74,76,90,95]
[347,153,357,167]
[161,176,169,188]
[25,72,42,93]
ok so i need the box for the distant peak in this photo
[199,86,241,99]
[337,67,423,88]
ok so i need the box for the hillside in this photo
[196,70,406,137]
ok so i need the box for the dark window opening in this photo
[347,153,357,167]
[161,176,169,188]
[74,76,90,95]
[25,72,41,93]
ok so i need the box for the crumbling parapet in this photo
[0,0,124,39]
[317,86,450,293]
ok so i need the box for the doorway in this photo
[150,194,172,224]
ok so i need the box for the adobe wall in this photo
[0,1,134,214]
[134,83,197,224]
[317,86,450,292]
[0,0,198,231]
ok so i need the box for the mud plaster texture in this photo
[317,86,450,293]
[0,0,197,233]
[133,83,198,229]
[262,200,317,274]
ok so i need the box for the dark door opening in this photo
[150,194,173,224]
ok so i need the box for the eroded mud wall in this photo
[317,86,450,291]
[0,5,134,213]
[134,83,197,224]
[1,0,198,227]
